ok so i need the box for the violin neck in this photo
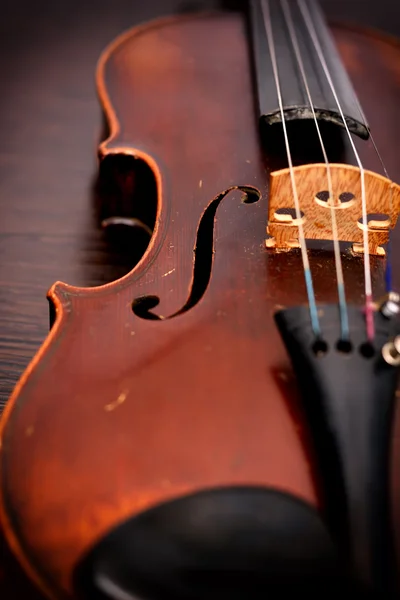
[249,0,369,140]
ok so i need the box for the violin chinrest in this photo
[74,486,346,599]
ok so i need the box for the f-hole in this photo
[132,186,261,321]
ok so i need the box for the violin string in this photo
[280,0,349,341]
[369,136,394,293]
[366,134,393,293]
[261,0,321,338]
[350,82,394,293]
[297,0,375,341]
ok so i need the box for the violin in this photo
[1,0,400,598]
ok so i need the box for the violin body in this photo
[1,6,400,600]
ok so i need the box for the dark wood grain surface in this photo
[0,0,399,598]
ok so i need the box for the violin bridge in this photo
[266,163,400,256]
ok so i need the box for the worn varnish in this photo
[1,2,400,599]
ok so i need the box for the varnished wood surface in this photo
[0,1,400,598]
[2,12,400,600]
[1,0,400,414]
[0,2,206,597]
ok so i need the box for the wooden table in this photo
[0,0,399,597]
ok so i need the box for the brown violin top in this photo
[1,1,400,599]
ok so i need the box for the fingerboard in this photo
[250,0,370,139]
